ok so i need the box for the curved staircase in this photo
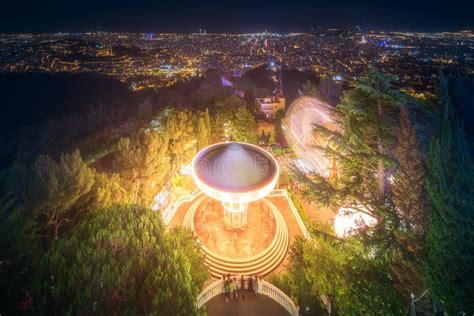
[183,196,289,278]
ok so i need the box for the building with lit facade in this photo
[256,96,286,118]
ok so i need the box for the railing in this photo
[196,278,299,316]
[268,189,310,239]
[196,279,223,309]
[161,190,201,225]
[259,280,300,316]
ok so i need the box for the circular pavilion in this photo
[192,142,279,229]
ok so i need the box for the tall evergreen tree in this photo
[354,66,400,199]
[165,110,196,167]
[423,74,474,314]
[388,107,428,305]
[299,67,400,213]
[230,107,258,144]
[204,107,212,144]
[196,117,209,150]
[392,106,427,253]
[114,129,169,205]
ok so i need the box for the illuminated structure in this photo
[334,206,377,238]
[256,96,286,118]
[192,142,279,229]
[282,96,338,177]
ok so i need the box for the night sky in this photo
[1,0,473,33]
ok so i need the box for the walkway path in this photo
[205,293,289,316]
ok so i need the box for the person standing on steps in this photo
[248,275,254,298]
[223,275,230,302]
[253,275,260,296]
[230,277,238,300]
[239,275,245,300]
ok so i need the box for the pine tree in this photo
[303,66,400,209]
[31,204,209,314]
[3,150,97,243]
[392,106,427,253]
[230,107,258,144]
[196,117,208,150]
[165,110,196,167]
[423,74,474,314]
[354,66,400,199]
[114,129,169,205]
[275,235,405,315]
[204,107,212,143]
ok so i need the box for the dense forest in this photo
[272,68,474,315]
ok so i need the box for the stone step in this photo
[207,235,288,278]
[201,211,287,267]
[183,196,289,279]
[205,223,289,278]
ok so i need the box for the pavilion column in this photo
[222,201,248,230]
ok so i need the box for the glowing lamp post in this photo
[192,142,279,229]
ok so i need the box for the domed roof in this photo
[192,142,279,203]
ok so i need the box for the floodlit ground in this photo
[194,198,276,258]
[168,192,305,275]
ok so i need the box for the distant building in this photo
[256,96,286,118]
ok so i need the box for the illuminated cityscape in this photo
[1,30,473,95]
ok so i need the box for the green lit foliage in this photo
[165,110,196,167]
[273,108,286,127]
[210,109,233,143]
[336,66,399,200]
[196,117,209,151]
[114,129,170,205]
[203,108,212,144]
[215,95,247,112]
[268,129,277,145]
[392,106,427,253]
[277,235,404,316]
[290,67,434,311]
[2,150,107,244]
[299,67,400,212]
[423,74,474,314]
[229,107,258,144]
[31,204,209,315]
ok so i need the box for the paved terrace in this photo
[167,194,305,275]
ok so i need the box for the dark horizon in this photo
[1,0,473,34]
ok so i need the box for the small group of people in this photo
[222,274,260,302]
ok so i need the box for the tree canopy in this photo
[423,74,474,314]
[31,204,209,315]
